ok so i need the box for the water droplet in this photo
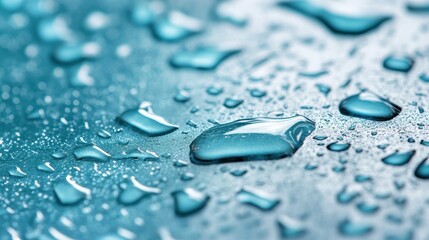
[421,139,429,147]
[172,188,210,217]
[298,70,328,78]
[173,90,191,103]
[85,11,109,31]
[406,1,429,12]
[69,64,94,87]
[114,148,159,161]
[52,42,101,64]
[97,129,112,139]
[170,47,240,70]
[313,135,327,141]
[230,169,247,177]
[419,73,429,83]
[53,175,90,205]
[118,176,161,205]
[206,85,223,96]
[356,201,379,214]
[190,116,315,164]
[315,83,331,96]
[338,218,373,236]
[382,56,414,73]
[223,97,244,108]
[336,186,360,204]
[327,142,351,152]
[151,11,203,42]
[37,162,55,173]
[73,144,111,162]
[279,1,391,35]
[180,172,195,181]
[339,91,401,121]
[8,166,27,178]
[118,102,179,137]
[51,151,67,159]
[382,150,415,166]
[414,157,429,179]
[277,215,307,238]
[237,187,280,211]
[37,16,73,43]
[249,88,267,98]
[130,1,164,26]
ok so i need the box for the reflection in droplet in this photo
[73,144,111,162]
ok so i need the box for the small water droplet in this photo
[118,102,179,137]
[97,129,112,139]
[173,90,191,103]
[277,215,307,238]
[172,188,210,217]
[69,64,94,87]
[52,42,101,64]
[315,83,331,96]
[338,218,373,236]
[237,186,280,211]
[37,16,73,43]
[118,176,161,205]
[382,150,415,166]
[8,166,27,178]
[249,88,267,98]
[151,11,203,42]
[170,47,240,70]
[190,116,315,164]
[230,169,247,177]
[114,148,159,161]
[327,142,351,152]
[51,151,67,159]
[223,97,244,108]
[339,91,401,121]
[206,85,223,96]
[130,1,164,26]
[336,186,360,204]
[356,201,379,214]
[382,56,414,73]
[37,162,55,173]
[414,157,429,179]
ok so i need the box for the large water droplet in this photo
[170,47,240,70]
[73,144,111,162]
[339,91,401,121]
[278,0,391,35]
[338,218,373,236]
[8,166,27,178]
[53,176,90,205]
[327,142,351,152]
[190,116,315,165]
[381,150,415,166]
[414,157,429,179]
[277,215,307,238]
[151,11,203,42]
[382,56,414,73]
[236,187,280,211]
[118,102,179,137]
[172,188,210,217]
[118,176,161,205]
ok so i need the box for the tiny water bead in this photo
[118,177,161,205]
[414,157,429,179]
[53,176,91,205]
[327,142,351,152]
[276,215,307,238]
[170,47,241,70]
[73,144,111,162]
[190,116,315,165]
[382,150,415,166]
[151,11,204,42]
[223,97,244,108]
[278,0,392,35]
[8,166,27,178]
[339,91,401,121]
[338,218,373,236]
[172,188,210,217]
[118,102,179,137]
[52,42,101,64]
[382,56,414,73]
[237,187,280,211]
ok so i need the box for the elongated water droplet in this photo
[118,102,179,137]
[69,64,94,87]
[190,116,315,165]
[151,11,203,42]
[53,176,90,205]
[172,188,210,217]
[382,56,414,73]
[278,0,391,35]
[8,166,27,178]
[415,157,429,179]
[237,187,280,211]
[382,150,415,166]
[336,186,360,204]
[406,0,429,12]
[339,91,401,121]
[51,151,67,159]
[173,90,191,103]
[37,162,55,173]
[277,215,307,238]
[113,148,159,161]
[338,218,373,236]
[73,144,111,162]
[356,201,379,214]
[118,176,161,205]
[327,142,350,152]
[170,47,240,70]
[52,42,100,64]
[223,97,244,108]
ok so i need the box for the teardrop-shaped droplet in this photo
[237,187,280,211]
[339,91,401,121]
[190,116,315,165]
[52,42,101,64]
[381,150,415,166]
[170,47,240,70]
[118,176,161,205]
[278,1,391,35]
[414,157,429,179]
[53,175,90,205]
[382,56,414,73]
[172,188,210,217]
[113,148,159,161]
[37,162,55,173]
[327,142,351,152]
[151,11,203,42]
[118,102,179,137]
[8,166,27,178]
[338,218,373,236]
[277,215,307,238]
[73,144,111,162]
